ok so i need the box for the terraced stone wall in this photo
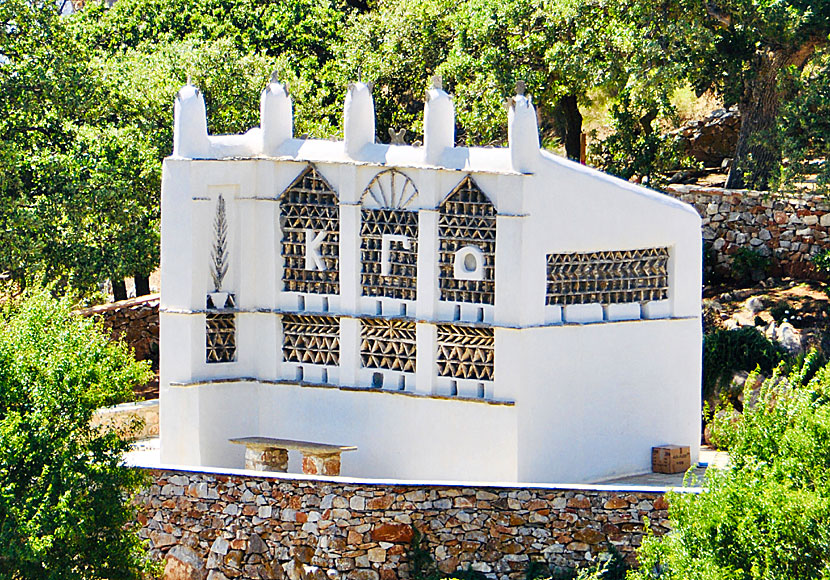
[665,184,830,279]
[136,468,674,580]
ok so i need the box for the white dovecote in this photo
[343,82,376,159]
[173,81,211,159]
[423,75,455,165]
[159,73,702,484]
[260,74,293,155]
[507,81,541,174]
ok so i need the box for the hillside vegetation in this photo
[2,0,830,298]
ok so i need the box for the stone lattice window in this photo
[360,169,419,300]
[436,324,494,381]
[282,314,340,366]
[360,318,416,372]
[206,313,236,363]
[279,164,339,294]
[546,247,670,306]
[438,176,496,305]
[361,209,418,300]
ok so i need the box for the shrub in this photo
[812,248,830,273]
[702,326,786,401]
[630,355,830,580]
[730,247,770,284]
[0,289,153,579]
[770,299,794,322]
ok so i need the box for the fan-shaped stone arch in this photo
[361,168,419,209]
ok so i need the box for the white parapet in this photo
[344,82,376,159]
[423,76,455,165]
[173,83,211,159]
[260,78,293,155]
[507,83,541,174]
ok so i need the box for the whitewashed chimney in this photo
[343,82,375,158]
[173,81,211,158]
[423,75,455,165]
[260,74,293,155]
[507,81,540,173]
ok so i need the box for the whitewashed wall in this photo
[159,80,701,483]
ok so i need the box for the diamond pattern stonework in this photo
[439,176,496,305]
[279,164,340,295]
[436,324,494,381]
[206,313,236,363]
[545,247,670,306]
[282,314,340,366]
[360,318,417,372]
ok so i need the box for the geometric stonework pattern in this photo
[360,318,416,372]
[436,324,494,381]
[362,168,418,209]
[360,209,418,300]
[279,164,340,295]
[546,247,670,306]
[206,313,236,363]
[438,176,496,305]
[360,169,419,300]
[282,314,340,366]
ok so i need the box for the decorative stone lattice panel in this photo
[360,318,416,372]
[361,209,418,300]
[282,314,340,366]
[206,313,236,363]
[439,176,496,305]
[436,324,494,381]
[545,248,670,306]
[360,169,419,300]
[279,165,340,294]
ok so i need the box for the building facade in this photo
[160,78,701,482]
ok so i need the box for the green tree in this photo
[0,289,153,578]
[346,0,677,168]
[623,0,830,190]
[777,48,830,193]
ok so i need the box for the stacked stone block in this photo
[136,469,672,580]
[665,184,830,279]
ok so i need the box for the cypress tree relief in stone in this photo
[211,195,229,292]
[206,194,236,362]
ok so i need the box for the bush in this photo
[702,326,786,401]
[0,289,153,579]
[730,247,770,284]
[812,248,830,273]
[630,355,830,580]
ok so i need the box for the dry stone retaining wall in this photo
[78,294,159,399]
[664,184,830,279]
[136,468,675,580]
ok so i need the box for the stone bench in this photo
[229,437,357,476]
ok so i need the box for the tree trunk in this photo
[726,43,820,190]
[134,274,150,297]
[554,94,583,161]
[112,278,127,302]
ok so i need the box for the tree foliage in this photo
[621,0,830,189]
[0,289,153,579]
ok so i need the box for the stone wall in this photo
[665,184,830,279]
[136,467,677,580]
[93,399,159,440]
[78,294,159,399]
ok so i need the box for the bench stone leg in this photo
[302,452,341,476]
[245,446,289,472]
